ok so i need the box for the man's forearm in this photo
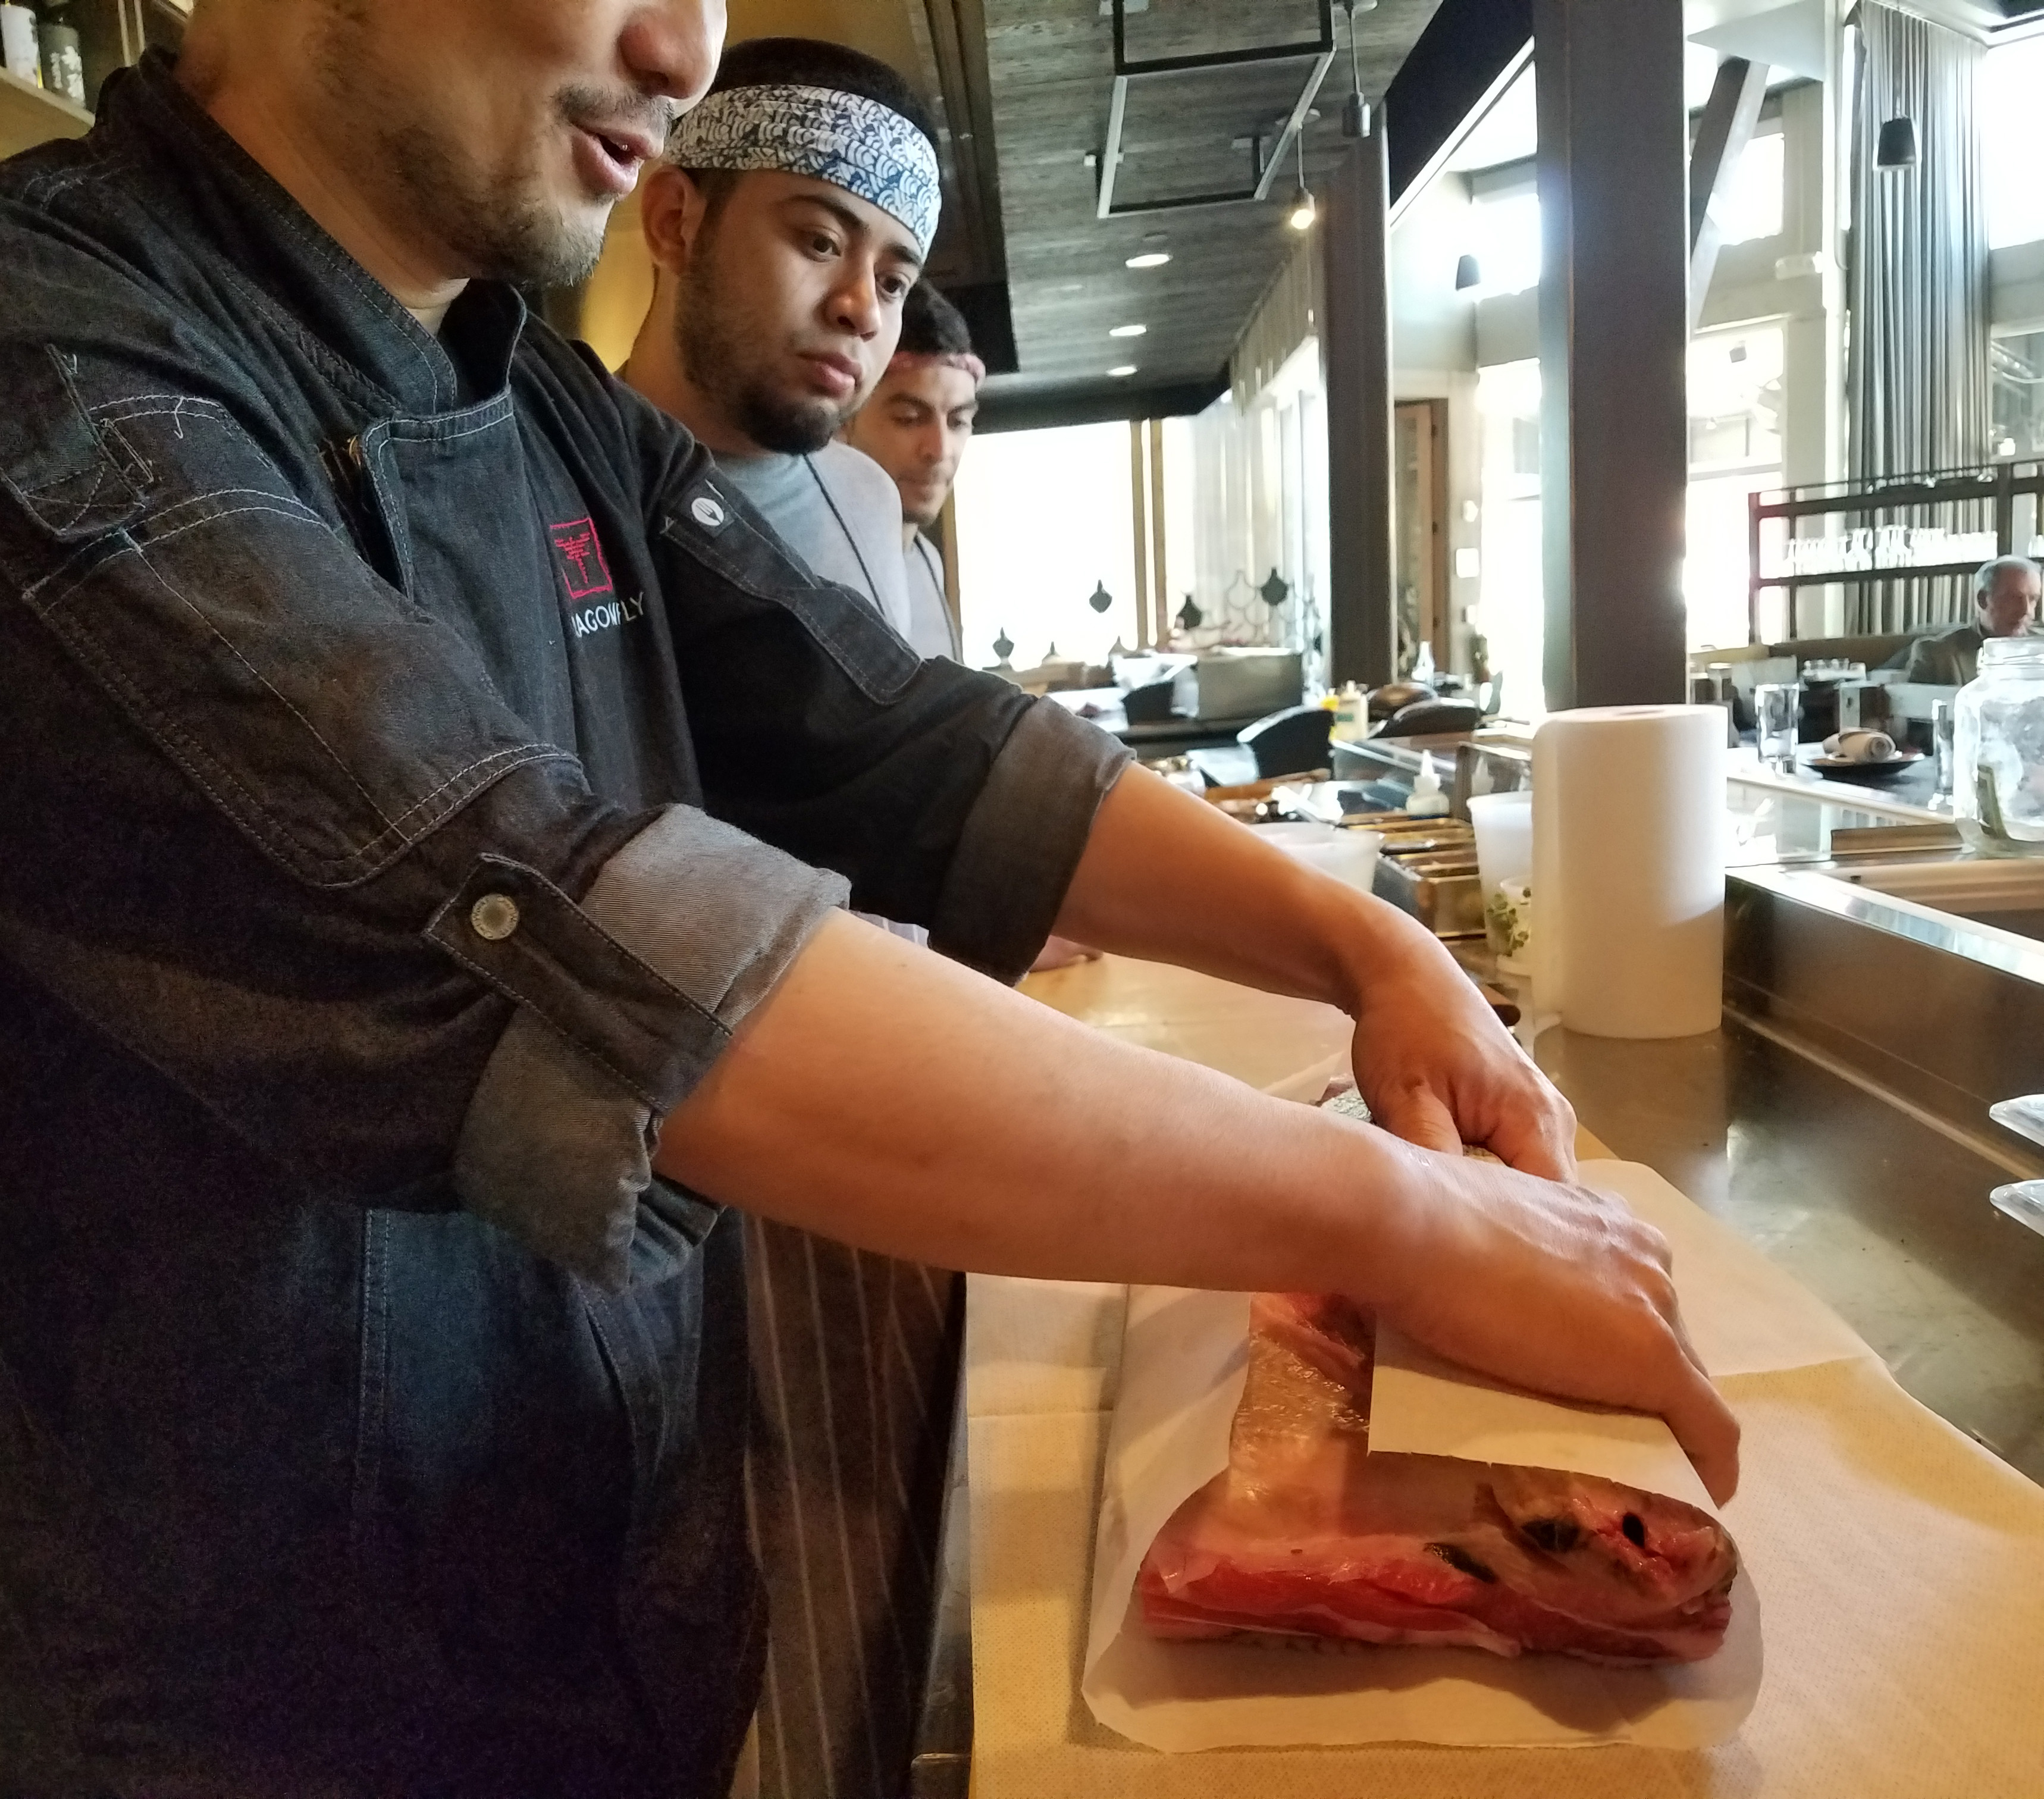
[656,911,1410,1297]
[1049,765,1414,1010]
[1051,766,1576,1179]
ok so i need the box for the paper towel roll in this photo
[1532,705,1725,1039]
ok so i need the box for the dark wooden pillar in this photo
[1535,0,1689,709]
[1325,123,1397,689]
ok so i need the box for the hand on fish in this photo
[1352,1136,1741,1505]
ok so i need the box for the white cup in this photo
[1250,820,1384,895]
[1468,790,1535,960]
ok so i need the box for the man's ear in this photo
[640,165,710,278]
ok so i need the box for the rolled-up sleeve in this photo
[628,405,1136,986]
[453,807,846,1287]
[927,700,1131,979]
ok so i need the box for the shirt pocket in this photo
[0,358,572,890]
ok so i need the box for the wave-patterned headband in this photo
[669,83,942,258]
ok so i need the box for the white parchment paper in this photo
[1080,1159,1877,1753]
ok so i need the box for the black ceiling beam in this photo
[975,370,1231,436]
[943,280,1018,378]
[1382,0,1534,206]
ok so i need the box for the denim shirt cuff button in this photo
[469,893,522,941]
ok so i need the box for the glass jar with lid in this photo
[1954,637,2044,851]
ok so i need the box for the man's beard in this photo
[312,10,615,290]
[384,121,609,289]
[902,488,948,531]
[675,252,854,456]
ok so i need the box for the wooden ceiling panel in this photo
[981,0,1443,415]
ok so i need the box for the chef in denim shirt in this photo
[0,2,1737,1794]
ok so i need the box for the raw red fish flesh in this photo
[1136,1294,1738,1663]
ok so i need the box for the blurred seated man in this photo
[1903,555,2041,685]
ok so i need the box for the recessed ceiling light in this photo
[1108,364,1139,378]
[1109,323,1148,338]
[1126,251,1172,269]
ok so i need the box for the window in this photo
[1708,128,1785,246]
[1474,360,1545,715]
[1993,329,2044,459]
[1685,326,1785,650]
[1984,35,2044,249]
[953,423,1140,670]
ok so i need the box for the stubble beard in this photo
[675,245,854,457]
[386,123,608,289]
[312,8,610,290]
[902,487,948,531]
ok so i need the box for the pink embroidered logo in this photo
[550,516,613,600]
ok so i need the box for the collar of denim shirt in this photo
[94,51,528,419]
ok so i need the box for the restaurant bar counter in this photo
[906,771,2044,1795]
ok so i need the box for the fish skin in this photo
[1136,1293,1739,1664]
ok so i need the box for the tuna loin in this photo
[1136,1294,1738,1663]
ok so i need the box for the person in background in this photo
[620,40,981,1799]
[1903,554,2041,685]
[842,277,977,660]
[625,37,918,647]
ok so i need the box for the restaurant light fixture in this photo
[1338,0,1375,140]
[1876,116,1917,170]
[1286,124,1315,232]
[1126,251,1172,268]
[1109,323,1148,337]
[1108,364,1139,378]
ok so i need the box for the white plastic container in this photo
[1250,821,1384,895]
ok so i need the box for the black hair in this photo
[706,37,938,152]
[898,281,974,359]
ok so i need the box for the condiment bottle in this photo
[1405,752,1450,817]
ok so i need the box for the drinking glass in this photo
[1754,681,1802,767]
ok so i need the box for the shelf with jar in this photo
[0,0,184,158]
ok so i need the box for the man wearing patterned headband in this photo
[625,37,935,659]
[623,38,970,1799]
[843,279,980,660]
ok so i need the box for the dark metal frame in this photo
[1747,460,2044,644]
[1094,0,1337,220]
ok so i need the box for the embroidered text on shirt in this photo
[570,593,646,639]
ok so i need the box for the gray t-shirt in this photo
[905,532,962,661]
[716,439,915,642]
[718,439,929,947]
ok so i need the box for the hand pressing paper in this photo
[1137,1295,1739,1664]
